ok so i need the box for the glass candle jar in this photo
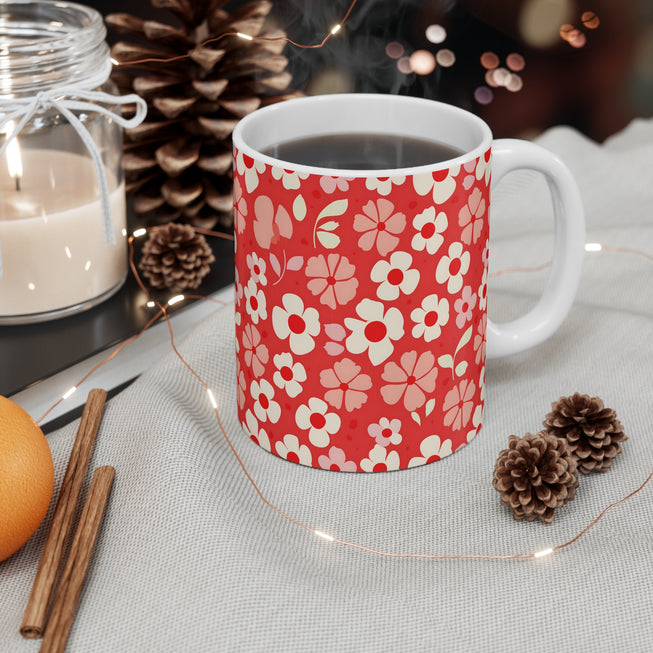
[0,0,145,324]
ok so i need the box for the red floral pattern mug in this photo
[232,94,585,471]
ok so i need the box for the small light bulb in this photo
[146,300,156,308]
[168,294,185,306]
[132,228,147,238]
[315,530,335,542]
[585,242,602,252]
[207,388,218,409]
[110,57,120,66]
[237,32,253,40]
[534,547,553,558]
[330,24,341,35]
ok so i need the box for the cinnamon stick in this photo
[40,466,115,653]
[21,389,108,639]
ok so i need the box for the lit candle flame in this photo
[5,128,23,191]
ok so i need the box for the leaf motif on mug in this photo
[286,256,304,271]
[455,361,468,378]
[411,411,421,426]
[319,221,339,232]
[316,230,341,249]
[269,253,281,277]
[455,326,473,356]
[438,354,454,370]
[293,195,307,221]
[425,398,436,417]
[317,199,348,220]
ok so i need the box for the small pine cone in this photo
[139,223,215,292]
[493,432,579,524]
[543,393,627,474]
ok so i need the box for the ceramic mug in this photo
[232,94,585,472]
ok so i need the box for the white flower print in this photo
[246,252,267,286]
[275,434,312,466]
[272,293,320,355]
[344,298,404,366]
[365,175,406,196]
[271,166,309,190]
[243,279,267,324]
[411,206,448,255]
[435,242,470,294]
[243,409,271,452]
[250,379,281,424]
[478,267,488,311]
[295,397,341,448]
[413,165,460,204]
[367,417,403,447]
[360,445,401,472]
[370,251,420,301]
[407,435,453,467]
[467,403,484,444]
[272,352,307,398]
[410,293,450,342]
[236,150,266,192]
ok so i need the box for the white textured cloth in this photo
[2,121,653,652]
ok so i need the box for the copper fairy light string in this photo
[110,0,360,68]
[34,224,653,562]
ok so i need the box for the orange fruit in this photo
[0,396,54,562]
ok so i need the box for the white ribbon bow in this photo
[0,88,148,279]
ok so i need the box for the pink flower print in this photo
[272,293,320,355]
[237,370,247,410]
[320,176,351,194]
[458,187,486,245]
[243,279,267,325]
[435,242,470,294]
[275,434,312,466]
[272,352,306,398]
[344,298,404,366]
[250,379,281,424]
[413,165,459,204]
[411,206,448,255]
[271,166,309,190]
[236,150,266,192]
[381,350,438,411]
[360,445,401,472]
[243,409,271,452]
[370,251,420,301]
[365,175,406,196]
[353,198,406,256]
[233,177,248,234]
[295,397,341,447]
[305,253,358,309]
[478,267,488,311]
[443,379,476,431]
[367,417,402,447]
[246,252,267,286]
[242,323,269,377]
[454,285,477,329]
[481,238,489,266]
[253,195,293,249]
[407,435,453,467]
[410,293,450,342]
[474,314,487,365]
[318,446,357,472]
[320,358,372,411]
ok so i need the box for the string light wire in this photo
[33,224,653,562]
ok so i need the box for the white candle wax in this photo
[0,149,127,318]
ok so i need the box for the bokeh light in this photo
[425,24,447,44]
[480,51,500,70]
[505,73,524,92]
[485,69,499,88]
[474,86,494,105]
[385,41,404,59]
[506,53,525,72]
[435,48,456,68]
[568,30,587,48]
[519,0,572,49]
[397,56,413,74]
[559,24,575,41]
[409,49,436,75]
[492,67,511,86]
[582,11,600,29]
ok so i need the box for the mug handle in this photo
[486,139,586,359]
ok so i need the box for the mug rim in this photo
[232,93,493,178]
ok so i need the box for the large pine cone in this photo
[543,393,627,474]
[106,0,302,231]
[139,223,215,291]
[493,432,579,523]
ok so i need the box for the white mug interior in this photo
[232,93,493,176]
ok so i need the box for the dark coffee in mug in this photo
[261,132,464,170]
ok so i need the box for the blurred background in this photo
[91,0,653,142]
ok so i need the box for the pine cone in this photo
[139,223,215,291]
[106,0,302,231]
[493,432,579,523]
[543,393,627,474]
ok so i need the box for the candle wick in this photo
[15,176,20,192]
